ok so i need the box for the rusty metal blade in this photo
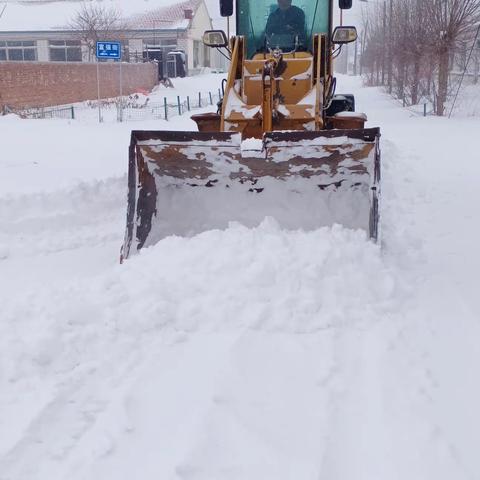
[121,128,380,260]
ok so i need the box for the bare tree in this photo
[361,0,480,115]
[425,0,480,114]
[359,3,384,85]
[69,4,129,61]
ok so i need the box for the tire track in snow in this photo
[390,273,480,480]
[317,320,397,480]
[172,331,336,480]
[0,326,158,480]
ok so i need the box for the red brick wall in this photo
[0,62,158,109]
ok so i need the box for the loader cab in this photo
[199,0,359,138]
[236,0,331,58]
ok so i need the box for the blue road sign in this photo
[96,41,122,59]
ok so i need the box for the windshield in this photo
[237,0,330,58]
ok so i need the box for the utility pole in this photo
[448,23,480,117]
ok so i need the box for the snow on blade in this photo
[143,177,372,247]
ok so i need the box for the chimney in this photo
[184,9,193,19]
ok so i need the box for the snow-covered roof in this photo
[127,0,201,30]
[0,0,211,32]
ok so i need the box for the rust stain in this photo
[142,145,215,180]
[138,141,374,182]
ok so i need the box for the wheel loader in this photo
[121,0,380,260]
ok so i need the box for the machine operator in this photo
[265,0,306,42]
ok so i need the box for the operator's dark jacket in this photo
[265,5,306,37]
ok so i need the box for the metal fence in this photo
[17,105,75,120]
[395,98,435,117]
[119,90,223,122]
[7,88,224,123]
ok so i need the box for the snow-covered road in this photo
[1,74,479,480]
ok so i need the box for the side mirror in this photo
[332,26,357,44]
[220,0,234,17]
[339,0,353,9]
[203,30,229,48]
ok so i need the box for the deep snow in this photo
[1,73,480,480]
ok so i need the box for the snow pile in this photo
[0,178,125,259]
[240,137,263,152]
[127,220,395,332]
[0,219,395,355]
[0,220,397,479]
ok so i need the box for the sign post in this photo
[119,59,124,122]
[95,41,122,123]
[95,59,102,123]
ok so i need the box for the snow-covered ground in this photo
[448,81,480,117]
[1,73,480,480]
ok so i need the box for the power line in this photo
[448,23,480,118]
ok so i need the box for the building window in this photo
[0,40,38,61]
[49,40,82,62]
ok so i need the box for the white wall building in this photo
[0,0,227,76]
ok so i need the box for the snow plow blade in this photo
[121,128,380,260]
